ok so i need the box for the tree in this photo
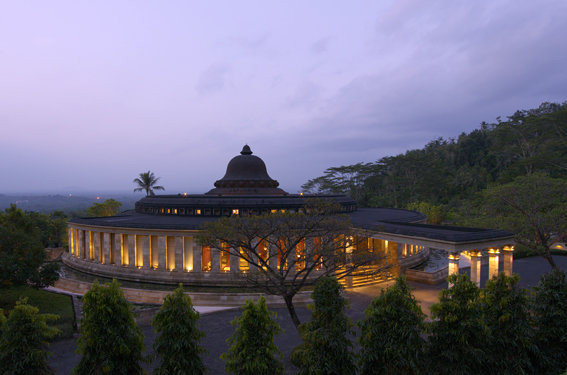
[197,200,383,329]
[0,205,59,287]
[532,270,567,375]
[406,201,446,224]
[481,273,537,375]
[48,210,69,247]
[482,173,567,270]
[0,298,60,375]
[152,285,206,375]
[86,199,123,217]
[133,171,165,196]
[221,296,283,375]
[428,274,489,375]
[73,280,146,375]
[358,276,425,375]
[297,276,356,375]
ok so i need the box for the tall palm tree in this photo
[133,171,165,196]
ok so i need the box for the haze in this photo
[1,1,566,195]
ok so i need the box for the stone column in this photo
[249,239,259,273]
[128,235,136,267]
[193,241,202,273]
[157,236,167,270]
[68,228,74,255]
[113,234,121,266]
[397,242,404,258]
[488,248,500,280]
[103,233,111,265]
[305,238,314,270]
[502,245,514,276]
[93,232,100,263]
[448,252,460,287]
[268,241,278,270]
[289,244,297,274]
[183,237,193,271]
[78,230,85,259]
[469,250,482,287]
[141,235,150,269]
[230,247,240,274]
[211,244,220,272]
[174,237,183,271]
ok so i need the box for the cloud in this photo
[287,81,322,108]
[310,36,331,54]
[195,64,229,94]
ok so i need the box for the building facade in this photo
[65,145,515,287]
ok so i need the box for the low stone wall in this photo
[62,252,323,287]
[399,247,431,270]
[53,277,312,307]
[405,266,448,285]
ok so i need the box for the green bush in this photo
[428,274,488,375]
[0,298,60,375]
[532,270,567,374]
[298,276,356,375]
[358,276,425,375]
[152,285,206,375]
[73,279,147,375]
[221,296,283,375]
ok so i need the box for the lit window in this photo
[173,209,178,214]
[271,209,277,214]
[232,209,239,215]
[196,209,201,215]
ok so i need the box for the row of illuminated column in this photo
[68,228,222,273]
[67,228,427,275]
[447,245,515,287]
[67,228,329,274]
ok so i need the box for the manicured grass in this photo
[0,286,75,338]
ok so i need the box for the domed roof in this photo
[206,145,288,196]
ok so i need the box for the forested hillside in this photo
[302,101,567,226]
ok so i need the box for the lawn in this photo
[0,286,75,338]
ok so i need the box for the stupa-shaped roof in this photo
[205,145,288,196]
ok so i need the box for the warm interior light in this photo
[232,209,239,215]
[196,209,201,215]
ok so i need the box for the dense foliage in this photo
[532,270,567,374]
[358,276,425,375]
[297,277,356,375]
[428,274,488,375]
[303,102,567,210]
[481,274,538,374]
[480,174,567,269]
[73,280,147,375]
[302,101,567,267]
[86,198,123,217]
[0,298,59,375]
[0,205,61,287]
[152,285,206,375]
[221,296,283,375]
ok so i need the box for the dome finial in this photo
[241,144,252,155]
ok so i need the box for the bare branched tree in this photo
[197,200,389,329]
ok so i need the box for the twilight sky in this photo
[1,1,566,195]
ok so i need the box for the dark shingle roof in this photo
[70,207,513,243]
